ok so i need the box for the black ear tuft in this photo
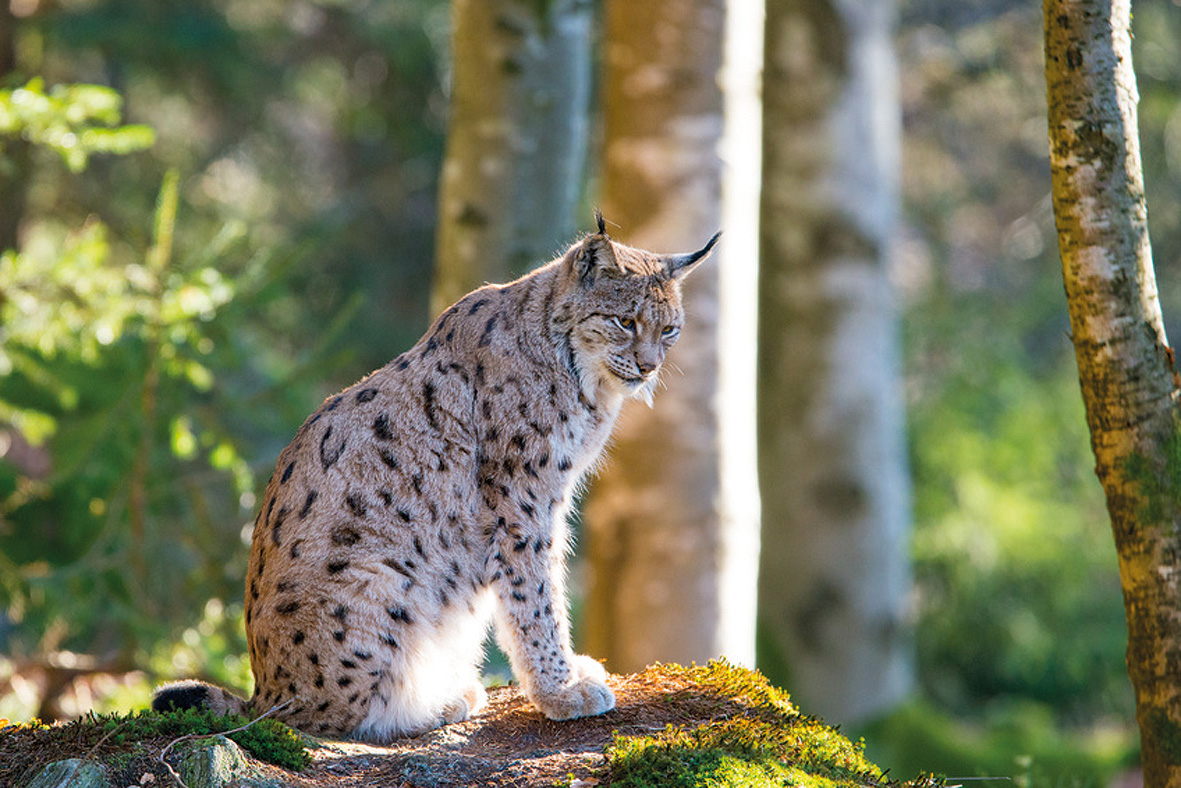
[594,208,607,236]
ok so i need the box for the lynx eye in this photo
[613,316,637,332]
[661,325,680,337]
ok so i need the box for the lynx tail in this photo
[151,680,251,717]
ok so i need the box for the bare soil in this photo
[275,669,710,788]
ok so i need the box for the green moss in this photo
[604,661,911,788]
[1145,708,1181,765]
[1121,416,1181,525]
[0,707,312,775]
[608,743,790,788]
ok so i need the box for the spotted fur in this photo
[152,219,717,742]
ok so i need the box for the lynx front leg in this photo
[489,521,614,721]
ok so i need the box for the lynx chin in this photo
[153,213,719,742]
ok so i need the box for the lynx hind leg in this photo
[353,666,488,741]
[152,680,251,718]
[441,680,489,725]
[352,596,494,742]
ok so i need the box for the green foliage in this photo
[0,79,155,172]
[606,662,887,788]
[861,700,1135,788]
[898,277,1136,778]
[0,163,254,672]
[32,0,449,373]
[0,707,311,773]
[0,175,235,440]
[907,347,1128,718]
[0,0,457,724]
[0,0,454,724]
[0,78,321,719]
[608,741,789,788]
[898,12,1130,709]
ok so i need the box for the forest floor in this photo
[6,664,866,788]
[266,669,688,787]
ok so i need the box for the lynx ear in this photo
[663,231,721,280]
[572,212,621,283]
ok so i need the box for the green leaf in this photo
[0,80,155,171]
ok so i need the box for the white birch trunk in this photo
[1045,2,1181,784]
[756,0,913,723]
[432,0,591,314]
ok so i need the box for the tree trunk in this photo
[0,2,30,255]
[582,0,760,672]
[756,0,913,724]
[1044,2,1181,785]
[432,0,592,315]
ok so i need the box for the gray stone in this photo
[175,736,248,787]
[26,759,109,788]
[173,736,282,788]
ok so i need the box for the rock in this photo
[26,759,110,788]
[174,736,281,788]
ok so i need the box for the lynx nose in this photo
[634,346,663,377]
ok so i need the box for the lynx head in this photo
[557,212,719,405]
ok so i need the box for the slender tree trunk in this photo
[0,2,13,78]
[0,2,30,254]
[582,0,760,672]
[432,0,592,315]
[1044,2,1181,785]
[756,0,912,724]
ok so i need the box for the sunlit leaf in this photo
[0,80,154,172]
[170,417,198,460]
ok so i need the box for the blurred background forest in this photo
[3,0,1181,784]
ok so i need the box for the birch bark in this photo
[756,0,913,724]
[1044,2,1181,784]
[432,0,591,314]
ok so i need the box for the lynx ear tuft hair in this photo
[594,208,608,236]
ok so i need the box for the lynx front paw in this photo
[570,654,608,683]
[530,655,615,721]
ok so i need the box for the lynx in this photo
[153,214,718,742]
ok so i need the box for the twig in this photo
[84,716,131,761]
[156,699,295,788]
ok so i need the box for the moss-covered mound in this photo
[604,661,926,788]
[0,662,934,788]
[0,707,310,786]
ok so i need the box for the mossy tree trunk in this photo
[1044,2,1181,785]
[432,0,592,315]
[756,0,913,724]
[582,0,760,671]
